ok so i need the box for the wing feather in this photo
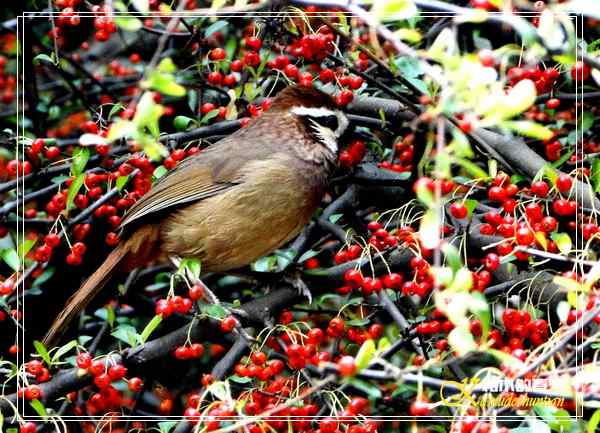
[119,143,243,229]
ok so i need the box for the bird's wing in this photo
[119,140,250,229]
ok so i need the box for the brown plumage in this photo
[43,86,346,346]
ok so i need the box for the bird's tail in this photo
[42,241,130,347]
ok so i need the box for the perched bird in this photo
[43,85,349,345]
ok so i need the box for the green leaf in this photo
[418,209,440,250]
[131,0,149,12]
[415,181,434,207]
[200,109,220,125]
[51,340,77,363]
[539,164,559,184]
[469,292,490,341]
[29,399,48,419]
[143,70,186,97]
[377,337,391,351]
[464,199,478,217]
[71,147,90,176]
[556,301,571,324]
[139,315,162,344]
[355,339,376,371]
[116,175,129,191]
[0,248,18,271]
[252,255,277,272]
[34,53,55,65]
[456,157,489,179]
[106,120,136,142]
[345,318,370,327]
[114,15,142,31]
[134,92,165,138]
[108,103,125,119]
[538,10,567,51]
[18,239,35,262]
[394,28,422,43]
[202,304,228,319]
[153,165,168,180]
[483,79,537,122]
[229,374,253,383]
[550,149,574,169]
[33,340,51,365]
[534,405,574,432]
[502,121,555,140]
[157,58,177,73]
[550,232,572,255]
[448,326,477,356]
[441,243,462,273]
[371,0,417,22]
[345,378,382,399]
[592,159,600,193]
[588,408,600,433]
[158,421,178,433]
[66,174,85,212]
[106,305,115,327]
[174,116,195,131]
[32,267,55,287]
[178,258,202,280]
[205,20,228,37]
[449,129,473,158]
[529,419,551,433]
[393,56,422,78]
[111,324,140,347]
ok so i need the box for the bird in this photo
[43,85,349,346]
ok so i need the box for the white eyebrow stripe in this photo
[291,106,337,117]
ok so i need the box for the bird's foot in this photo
[282,271,312,304]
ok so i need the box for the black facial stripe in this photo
[309,114,339,132]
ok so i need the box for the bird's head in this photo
[268,86,350,155]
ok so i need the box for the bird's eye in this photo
[309,114,338,132]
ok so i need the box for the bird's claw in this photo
[283,274,312,304]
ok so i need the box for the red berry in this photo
[515,227,533,246]
[66,253,82,266]
[349,75,364,90]
[24,385,43,400]
[284,64,298,79]
[344,269,364,288]
[44,233,60,248]
[488,186,507,202]
[128,377,143,392]
[409,399,431,416]
[546,98,560,109]
[531,180,549,197]
[336,90,354,106]
[94,373,112,389]
[556,174,572,193]
[450,202,468,219]
[571,61,591,81]
[484,253,500,271]
[337,356,356,376]
[175,346,191,360]
[319,68,335,83]
[20,422,37,433]
[108,364,127,380]
[209,48,226,61]
[189,284,204,300]
[245,36,262,51]
[477,49,494,67]
[207,71,223,85]
[220,315,237,332]
[76,352,93,369]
